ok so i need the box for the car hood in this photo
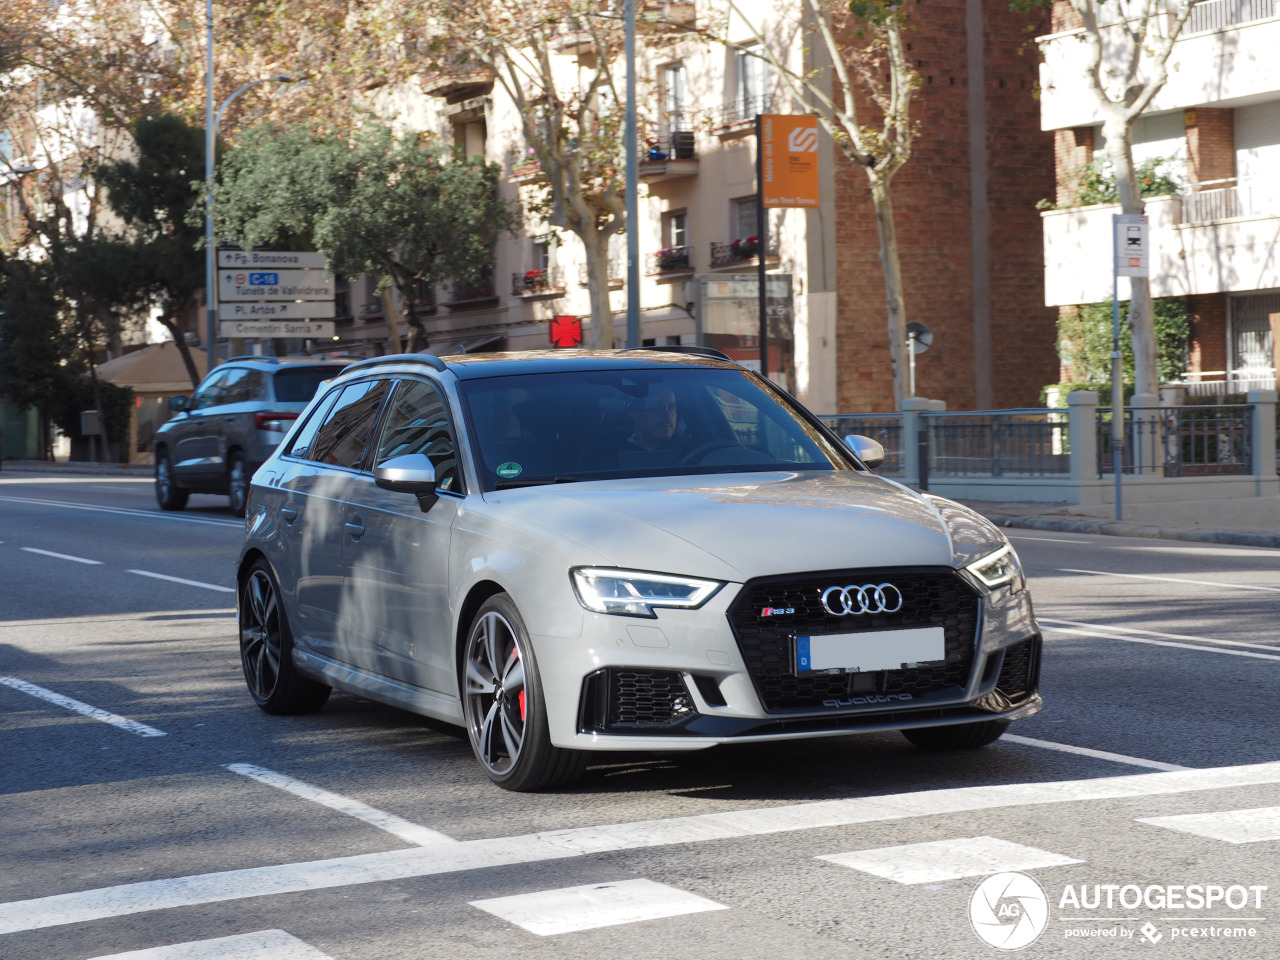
[483,471,955,582]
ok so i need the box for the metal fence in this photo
[924,411,1071,478]
[1185,0,1277,34]
[821,415,905,475]
[1096,405,1251,477]
[1181,181,1277,223]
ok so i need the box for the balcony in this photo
[549,17,596,56]
[512,266,566,299]
[421,63,495,100]
[709,237,780,270]
[1041,190,1280,306]
[507,158,543,185]
[578,260,624,289]
[709,95,773,138]
[443,279,499,309]
[638,132,698,182]
[639,0,696,33]
[645,246,693,277]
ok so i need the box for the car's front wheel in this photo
[239,559,330,714]
[461,594,586,791]
[901,720,1009,750]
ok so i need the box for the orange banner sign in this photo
[761,115,820,208]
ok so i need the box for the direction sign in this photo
[217,250,328,270]
[219,320,335,338]
[218,269,334,302]
[222,301,336,320]
[1113,214,1149,278]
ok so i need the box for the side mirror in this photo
[168,396,188,413]
[845,434,885,471]
[374,453,438,511]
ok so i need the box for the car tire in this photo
[155,452,189,511]
[228,452,249,518]
[901,720,1010,750]
[239,559,331,715]
[461,594,587,791]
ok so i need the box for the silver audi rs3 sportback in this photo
[236,348,1042,791]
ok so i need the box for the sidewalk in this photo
[2,459,153,476]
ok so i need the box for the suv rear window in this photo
[274,366,345,403]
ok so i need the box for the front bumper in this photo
[534,571,1041,752]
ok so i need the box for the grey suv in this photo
[155,356,353,516]
[236,350,1042,791]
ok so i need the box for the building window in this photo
[662,62,688,135]
[532,234,552,272]
[736,46,769,113]
[734,197,757,240]
[665,210,687,249]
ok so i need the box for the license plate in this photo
[795,627,946,675]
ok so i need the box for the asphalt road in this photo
[2,471,1280,959]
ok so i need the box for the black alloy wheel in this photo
[238,560,330,714]
[228,452,249,518]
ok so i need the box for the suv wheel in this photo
[462,594,586,791]
[228,452,249,518]
[155,452,189,511]
[902,720,1010,750]
[239,559,331,714]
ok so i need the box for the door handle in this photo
[223,416,235,422]
[280,506,298,523]
[345,519,366,539]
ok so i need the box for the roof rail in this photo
[341,353,448,375]
[626,345,734,362]
[225,355,280,363]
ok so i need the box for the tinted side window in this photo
[274,367,344,403]
[375,379,464,493]
[307,379,392,469]
[286,388,340,459]
[220,368,265,405]
[189,370,231,411]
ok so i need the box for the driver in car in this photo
[626,386,681,452]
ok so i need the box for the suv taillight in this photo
[255,412,299,431]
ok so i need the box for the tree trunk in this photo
[580,230,614,349]
[401,289,427,353]
[1106,119,1159,398]
[381,287,403,353]
[158,315,202,388]
[869,175,909,409]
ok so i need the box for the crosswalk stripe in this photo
[1137,806,1280,844]
[85,929,334,959]
[817,836,1083,884]
[469,879,727,935]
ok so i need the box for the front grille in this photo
[608,670,695,727]
[995,635,1040,703]
[727,569,981,712]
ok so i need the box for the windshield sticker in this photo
[496,461,523,479]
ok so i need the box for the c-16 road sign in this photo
[218,269,334,301]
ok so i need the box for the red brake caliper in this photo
[519,689,526,722]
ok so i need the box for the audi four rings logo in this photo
[820,583,904,616]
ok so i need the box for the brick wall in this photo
[1054,127,1094,205]
[832,0,1056,412]
[1187,294,1228,377]
[1184,109,1235,186]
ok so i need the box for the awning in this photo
[94,341,207,395]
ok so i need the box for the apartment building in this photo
[1039,0,1280,393]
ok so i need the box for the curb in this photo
[2,460,152,477]
[984,513,1280,550]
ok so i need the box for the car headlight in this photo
[965,544,1024,590]
[924,494,1025,593]
[570,567,723,618]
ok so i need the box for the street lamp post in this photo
[623,0,639,349]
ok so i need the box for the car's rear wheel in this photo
[462,594,586,791]
[239,559,330,714]
[901,720,1009,750]
[155,452,188,511]
[228,452,249,518]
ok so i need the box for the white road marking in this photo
[20,547,102,565]
[817,836,1082,884]
[0,495,242,527]
[1059,567,1280,593]
[1043,624,1280,663]
[470,879,727,936]
[1040,616,1280,653]
[0,677,166,738]
[84,931,332,960]
[85,930,334,960]
[8,760,1280,934]
[1008,536,1091,544]
[225,763,455,847]
[1137,806,1280,844]
[1001,734,1187,772]
[128,570,235,593]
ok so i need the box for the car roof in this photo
[441,350,737,381]
[220,356,356,371]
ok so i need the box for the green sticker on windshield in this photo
[496,461,523,479]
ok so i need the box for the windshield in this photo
[459,367,852,490]
[273,366,346,403]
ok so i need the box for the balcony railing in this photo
[639,0,696,31]
[443,281,498,307]
[577,260,625,288]
[709,95,774,131]
[512,266,566,297]
[1186,0,1277,34]
[1182,180,1279,223]
[641,131,696,163]
[646,246,693,274]
[709,236,779,268]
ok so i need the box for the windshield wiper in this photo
[492,476,583,489]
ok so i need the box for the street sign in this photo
[761,115,820,208]
[1113,214,1149,277]
[219,320,335,338]
[217,250,328,270]
[218,269,334,301]
[222,301,336,320]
